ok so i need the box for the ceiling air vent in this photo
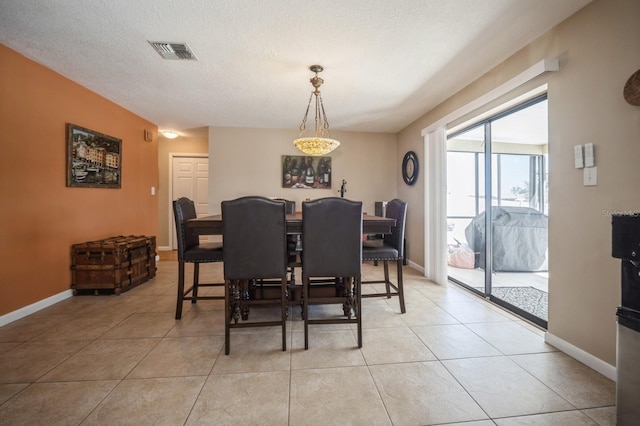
[148,41,197,60]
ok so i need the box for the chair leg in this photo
[290,266,296,286]
[396,258,406,314]
[224,279,231,355]
[303,277,309,350]
[281,277,287,351]
[383,261,392,298]
[175,262,186,320]
[192,263,199,304]
[355,277,362,348]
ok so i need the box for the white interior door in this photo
[171,155,209,249]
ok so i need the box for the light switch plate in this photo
[584,143,595,167]
[584,166,597,186]
[574,145,584,168]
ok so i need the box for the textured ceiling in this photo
[0,0,590,137]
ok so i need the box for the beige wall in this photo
[208,127,398,217]
[398,0,640,365]
[0,44,159,316]
[157,133,209,248]
[3,0,636,369]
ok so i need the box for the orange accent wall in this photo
[0,44,159,316]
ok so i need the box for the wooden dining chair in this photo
[301,197,363,349]
[173,197,225,320]
[362,198,407,313]
[221,196,289,355]
[273,198,295,215]
[274,198,302,285]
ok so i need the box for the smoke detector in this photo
[148,41,197,60]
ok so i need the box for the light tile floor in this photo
[0,259,616,425]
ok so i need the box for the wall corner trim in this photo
[0,290,73,327]
[545,332,616,382]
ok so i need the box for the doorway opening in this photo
[169,154,210,250]
[446,95,549,328]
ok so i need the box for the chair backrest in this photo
[302,197,363,278]
[274,198,296,215]
[383,199,407,257]
[221,196,288,280]
[173,197,200,260]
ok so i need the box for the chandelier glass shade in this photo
[293,65,340,156]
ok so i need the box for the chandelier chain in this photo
[318,93,330,131]
[293,64,340,156]
[298,92,314,133]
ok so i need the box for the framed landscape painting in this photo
[66,123,122,188]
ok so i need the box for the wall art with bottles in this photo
[282,155,331,189]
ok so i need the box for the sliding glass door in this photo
[446,95,549,328]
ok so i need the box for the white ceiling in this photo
[0,0,590,137]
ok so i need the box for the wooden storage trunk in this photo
[71,235,156,295]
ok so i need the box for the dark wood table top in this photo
[188,213,395,235]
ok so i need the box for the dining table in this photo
[187,211,395,319]
[187,212,396,236]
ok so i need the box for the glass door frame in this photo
[447,93,548,329]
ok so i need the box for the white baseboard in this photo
[158,245,171,252]
[545,332,616,382]
[0,289,73,327]
[407,260,425,275]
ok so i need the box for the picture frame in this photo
[402,151,419,186]
[282,155,331,189]
[66,123,122,188]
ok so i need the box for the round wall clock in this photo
[402,151,419,186]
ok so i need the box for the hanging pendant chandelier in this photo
[293,65,340,156]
